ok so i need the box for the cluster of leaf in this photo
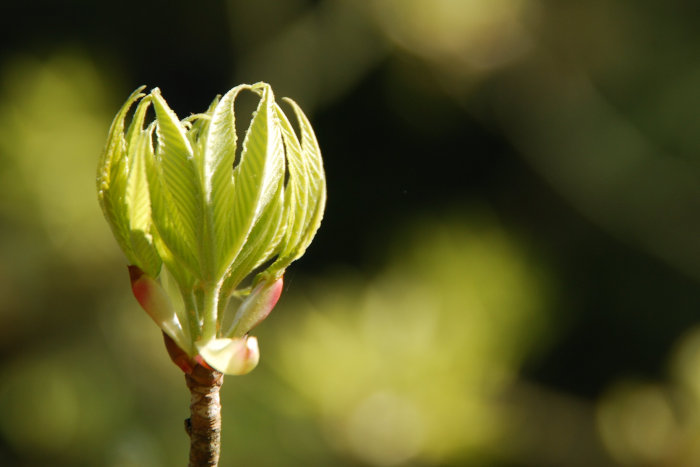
[96,82,325,374]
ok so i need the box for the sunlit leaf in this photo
[186,96,218,160]
[219,180,286,328]
[286,97,326,251]
[149,89,203,277]
[203,85,249,276]
[124,127,161,277]
[274,102,309,258]
[96,86,144,260]
[270,98,326,273]
[223,83,285,273]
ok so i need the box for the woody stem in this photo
[185,364,224,467]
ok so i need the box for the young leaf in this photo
[202,85,250,276]
[149,89,203,277]
[124,127,162,277]
[97,87,145,259]
[219,179,286,325]
[222,83,285,272]
[270,98,326,273]
[274,103,310,260]
[187,96,219,161]
[286,98,326,254]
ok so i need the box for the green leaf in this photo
[149,88,203,277]
[270,98,326,273]
[142,120,196,291]
[97,86,145,197]
[286,98,326,246]
[105,143,130,252]
[221,83,285,275]
[219,179,286,323]
[97,86,145,260]
[124,124,162,277]
[125,99,154,233]
[187,96,219,162]
[251,176,289,271]
[97,88,162,277]
[127,230,161,278]
[202,85,250,276]
[274,102,310,258]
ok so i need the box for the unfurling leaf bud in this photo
[98,83,326,374]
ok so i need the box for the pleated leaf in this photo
[97,87,144,260]
[202,84,249,276]
[270,98,326,273]
[187,96,219,162]
[287,98,326,251]
[124,98,154,233]
[149,89,203,277]
[124,126,162,277]
[144,122,197,292]
[223,83,285,274]
[274,103,309,259]
[219,179,286,319]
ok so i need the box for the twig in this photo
[185,364,224,467]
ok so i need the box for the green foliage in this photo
[97,83,326,374]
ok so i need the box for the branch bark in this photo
[185,364,224,467]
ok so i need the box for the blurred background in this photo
[1,0,700,465]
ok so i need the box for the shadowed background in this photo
[1,1,700,466]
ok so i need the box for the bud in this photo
[225,276,284,338]
[97,83,325,374]
[196,336,260,376]
[128,265,190,353]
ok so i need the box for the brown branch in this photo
[185,364,224,467]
